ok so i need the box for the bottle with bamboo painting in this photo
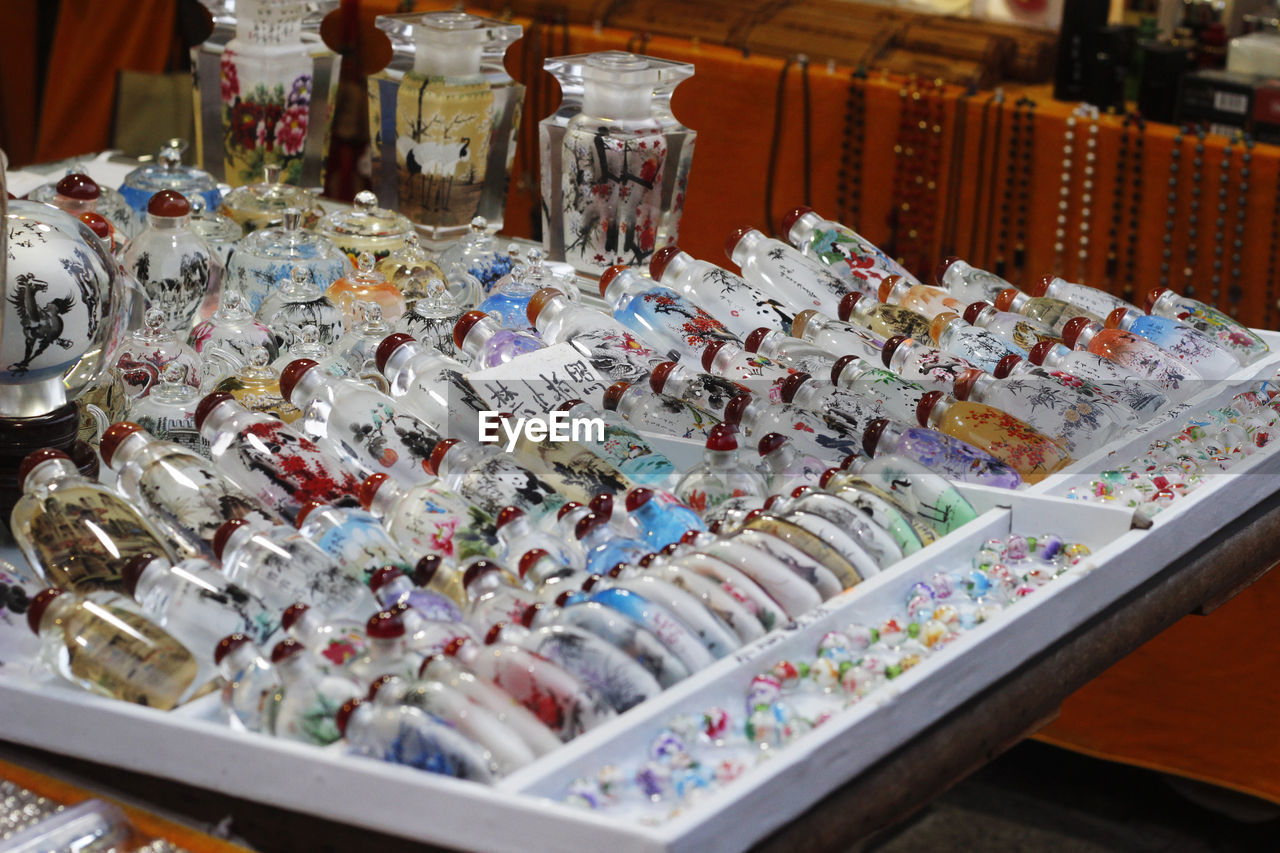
[929,312,1027,373]
[1060,317,1203,401]
[542,51,696,273]
[994,288,1099,336]
[783,206,917,298]
[726,226,849,315]
[376,334,489,443]
[11,449,184,593]
[916,391,1072,484]
[368,11,523,241]
[962,302,1059,352]
[933,257,1014,305]
[1145,287,1269,365]
[838,292,932,341]
[1104,308,1241,380]
[1025,340,1170,415]
[880,276,967,319]
[650,246,798,339]
[25,588,199,710]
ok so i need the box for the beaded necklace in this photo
[837,70,868,231]
[1012,97,1036,283]
[1162,127,1184,288]
[1106,114,1132,295]
[1123,114,1145,304]
[1227,138,1251,316]
[1075,105,1099,283]
[1184,128,1206,298]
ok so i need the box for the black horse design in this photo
[7,273,75,374]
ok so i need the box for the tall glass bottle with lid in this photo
[541,52,696,273]
[369,11,524,242]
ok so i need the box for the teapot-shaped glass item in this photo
[789,309,886,366]
[228,209,351,313]
[929,311,1027,373]
[11,448,180,593]
[113,309,201,399]
[196,391,364,521]
[962,301,1059,352]
[994,288,1100,335]
[269,322,348,380]
[395,276,471,358]
[218,165,325,233]
[100,420,276,548]
[674,424,769,516]
[122,190,220,333]
[376,333,488,441]
[650,245,796,340]
[1145,287,1269,365]
[599,265,737,362]
[1105,307,1241,381]
[256,264,346,347]
[125,363,209,456]
[25,587,199,710]
[189,286,277,364]
[542,51,696,273]
[214,345,302,422]
[1061,317,1203,401]
[862,417,1023,489]
[743,328,839,377]
[360,472,500,563]
[374,232,446,296]
[783,206,915,298]
[317,191,414,264]
[916,390,1073,484]
[327,302,392,390]
[1032,274,1138,318]
[326,252,407,328]
[187,195,242,267]
[434,217,514,292]
[119,139,221,217]
[837,291,931,341]
[2,199,119,417]
[880,334,975,390]
[600,380,720,444]
[1026,340,1171,416]
[453,309,543,368]
[726,226,849,315]
[478,247,568,329]
[933,256,1015,305]
[369,11,524,242]
[280,358,440,482]
[880,276,966,320]
[29,171,138,238]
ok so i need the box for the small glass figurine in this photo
[227,209,352,313]
[11,448,184,593]
[542,51,696,273]
[330,302,394,391]
[326,252,408,329]
[113,308,201,399]
[368,11,525,242]
[189,286,278,366]
[25,588,199,710]
[395,277,468,358]
[122,190,220,333]
[126,363,208,456]
[256,265,346,348]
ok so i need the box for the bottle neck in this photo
[368,480,405,519]
[106,430,155,471]
[24,459,83,493]
[706,449,740,469]
[414,41,483,77]
[729,231,768,267]
[786,212,821,247]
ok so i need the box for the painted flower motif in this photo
[229,101,261,149]
[287,74,312,108]
[275,104,309,156]
[220,55,240,103]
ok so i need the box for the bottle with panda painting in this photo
[369,11,524,242]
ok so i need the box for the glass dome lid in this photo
[119,139,221,215]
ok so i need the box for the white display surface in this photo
[2,332,1279,853]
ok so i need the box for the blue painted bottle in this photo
[624,486,705,549]
[574,512,649,575]
[599,265,739,362]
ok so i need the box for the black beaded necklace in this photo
[1227,138,1251,315]
[1162,127,1183,287]
[1012,96,1036,282]
[837,70,868,231]
[1212,136,1235,309]
[940,85,972,259]
[967,91,1000,263]
[1123,113,1145,304]
[1106,114,1132,294]
[994,96,1025,279]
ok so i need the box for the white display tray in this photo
[3,334,1279,852]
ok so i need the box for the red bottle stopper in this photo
[701,340,728,371]
[929,312,959,345]
[555,398,585,413]
[862,418,890,458]
[720,395,752,427]
[649,362,678,394]
[119,552,158,598]
[366,609,405,639]
[638,553,660,567]
[557,501,583,520]
[993,353,1024,378]
[452,310,489,349]
[367,673,398,701]
[1143,288,1168,313]
[602,382,629,411]
[425,439,459,476]
[517,548,550,579]
[830,354,861,384]
[79,212,111,240]
[463,560,500,590]
[574,512,604,540]
[56,173,100,200]
[778,372,810,404]
[1104,307,1129,330]
[335,697,361,737]
[588,493,613,519]
[649,245,681,282]
[375,332,415,373]
[484,623,507,645]
[1029,275,1054,298]
[724,226,756,261]
[880,335,909,368]
[369,566,406,593]
[757,432,787,457]
[527,287,563,325]
[212,518,250,561]
[706,422,740,451]
[993,289,1021,313]
[818,467,841,488]
[1027,340,1057,365]
[837,292,864,322]
[147,189,190,217]
[781,205,814,238]
[294,500,325,528]
[916,390,946,427]
[270,638,305,664]
[791,485,812,498]
[624,487,654,512]
[18,448,70,490]
[214,633,251,666]
[962,302,991,325]
[99,421,144,468]
[413,555,443,587]
[1060,316,1093,349]
[598,265,628,297]
[495,506,525,529]
[443,636,470,656]
[278,359,318,403]
[933,256,960,286]
[358,473,391,510]
[679,529,703,546]
[195,391,236,431]
[877,275,902,303]
[281,602,310,632]
[743,328,771,353]
[520,602,545,628]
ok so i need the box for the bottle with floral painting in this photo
[542,51,696,273]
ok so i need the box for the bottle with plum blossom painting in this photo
[650,246,797,339]
[598,265,738,362]
[195,392,365,523]
[1060,317,1204,401]
[1145,287,1269,365]
[916,390,1073,484]
[543,51,696,273]
[783,206,917,298]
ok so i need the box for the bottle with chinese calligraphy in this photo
[994,288,1100,335]
[126,363,208,456]
[674,424,769,515]
[123,190,219,333]
[280,358,439,483]
[1105,308,1241,380]
[1032,275,1138,317]
[953,367,1122,457]
[101,422,276,552]
[26,588,198,710]
[930,312,1027,373]
[1061,317,1203,401]
[862,418,1023,489]
[933,256,1014,304]
[325,253,407,329]
[650,246,797,339]
[11,449,179,594]
[963,302,1059,351]
[601,381,720,444]
[114,309,202,399]
[214,346,302,423]
[196,392,364,522]
[545,51,695,273]
[783,206,915,299]
[789,310,886,366]
[256,265,346,348]
[359,472,499,563]
[727,227,848,314]
[214,634,282,732]
[453,310,542,368]
[295,501,410,586]
[1146,287,1269,365]
[529,287,665,385]
[743,328,839,376]
[214,518,377,616]
[1026,340,1170,415]
[427,439,566,527]
[880,335,975,390]
[280,602,370,672]
[838,292,932,341]
[268,639,363,745]
[376,333,489,443]
[599,265,738,362]
[917,391,1073,484]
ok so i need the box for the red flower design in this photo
[220,55,239,103]
[229,101,261,149]
[638,157,660,184]
[275,104,309,156]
